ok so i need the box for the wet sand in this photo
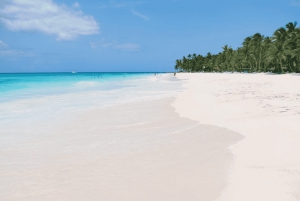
[0,97,242,201]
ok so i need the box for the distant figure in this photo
[174,72,176,76]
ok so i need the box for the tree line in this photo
[174,22,300,73]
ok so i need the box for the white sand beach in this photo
[0,74,242,201]
[174,73,300,200]
[1,73,300,201]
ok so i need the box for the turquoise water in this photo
[0,72,153,103]
[0,72,181,125]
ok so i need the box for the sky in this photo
[0,0,299,72]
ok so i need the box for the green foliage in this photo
[175,22,300,73]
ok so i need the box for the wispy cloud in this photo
[131,9,149,20]
[0,40,35,57]
[73,2,80,8]
[0,49,35,57]
[99,3,126,9]
[0,40,8,47]
[98,1,145,9]
[113,43,140,50]
[91,39,140,51]
[290,0,300,6]
[0,0,99,41]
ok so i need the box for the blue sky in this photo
[0,0,299,72]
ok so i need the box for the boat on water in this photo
[72,70,76,74]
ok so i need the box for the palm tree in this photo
[232,48,244,72]
[284,22,299,72]
[175,59,182,72]
[221,45,231,71]
[293,28,300,72]
[267,41,287,73]
[204,52,212,71]
[174,22,299,74]
[261,37,272,72]
[242,36,254,71]
[286,22,297,33]
[250,33,264,71]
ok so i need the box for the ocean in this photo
[0,72,173,103]
[0,72,182,145]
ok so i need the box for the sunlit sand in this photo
[174,73,300,201]
[0,97,241,201]
[1,73,299,200]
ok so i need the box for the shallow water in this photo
[0,73,174,102]
[0,73,181,128]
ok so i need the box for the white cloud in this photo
[131,9,149,20]
[73,2,80,8]
[0,0,99,40]
[91,40,140,51]
[0,40,8,47]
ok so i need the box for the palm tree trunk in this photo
[259,47,262,71]
[249,61,253,72]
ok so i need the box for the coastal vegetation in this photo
[175,22,300,73]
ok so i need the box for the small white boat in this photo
[72,70,76,74]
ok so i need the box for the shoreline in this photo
[0,93,241,201]
[173,72,300,200]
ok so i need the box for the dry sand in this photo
[173,73,300,201]
[0,97,242,201]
